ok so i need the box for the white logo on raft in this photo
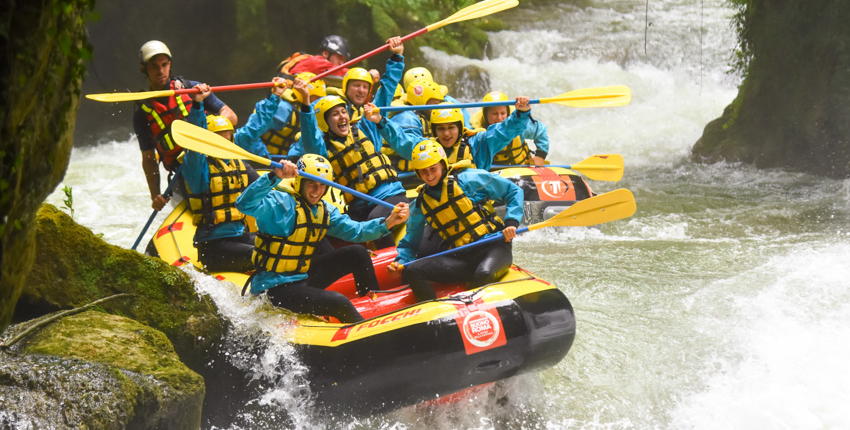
[462,310,501,348]
[539,180,566,198]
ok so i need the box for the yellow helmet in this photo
[411,139,448,172]
[406,78,444,106]
[429,104,464,143]
[206,115,234,133]
[293,72,327,104]
[482,91,514,120]
[403,67,433,90]
[295,154,334,196]
[342,67,373,97]
[393,84,403,100]
[139,40,171,63]
[314,95,347,133]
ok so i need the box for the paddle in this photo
[377,86,632,112]
[313,0,519,82]
[400,188,636,267]
[131,164,185,251]
[87,0,517,103]
[491,154,625,181]
[169,120,395,210]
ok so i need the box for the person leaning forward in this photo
[235,155,409,323]
[388,140,523,302]
[133,40,238,211]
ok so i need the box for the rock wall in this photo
[1,0,94,332]
[692,0,850,178]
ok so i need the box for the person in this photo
[235,154,409,323]
[383,77,446,172]
[133,40,238,211]
[471,91,550,166]
[246,72,327,159]
[388,140,523,302]
[400,67,470,128]
[287,35,351,78]
[298,94,412,249]
[428,96,532,172]
[181,79,286,272]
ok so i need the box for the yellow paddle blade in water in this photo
[531,188,636,230]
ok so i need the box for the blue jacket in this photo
[395,168,524,265]
[235,173,392,293]
[183,94,281,243]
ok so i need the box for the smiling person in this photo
[235,155,409,323]
[388,140,523,302]
[471,91,550,167]
[298,92,414,249]
[427,97,532,172]
[133,40,237,211]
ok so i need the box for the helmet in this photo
[411,139,448,172]
[293,72,327,104]
[320,35,350,59]
[295,154,334,196]
[406,78,444,106]
[393,84,403,100]
[206,115,234,134]
[482,91,514,120]
[314,96,347,133]
[139,40,172,63]
[403,67,434,90]
[342,67,373,97]
[429,104,465,144]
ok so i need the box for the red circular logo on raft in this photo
[462,311,501,348]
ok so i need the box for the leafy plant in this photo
[62,185,74,219]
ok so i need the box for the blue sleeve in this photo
[182,101,212,194]
[470,109,531,171]
[460,169,524,225]
[326,204,391,242]
[523,116,549,157]
[373,55,404,108]
[377,117,417,160]
[233,94,281,156]
[357,119,384,151]
[187,79,226,113]
[235,173,297,236]
[299,104,328,157]
[395,199,426,264]
[389,111,425,151]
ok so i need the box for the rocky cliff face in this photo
[1,0,95,331]
[693,0,850,178]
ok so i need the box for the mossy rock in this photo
[0,310,203,430]
[19,204,223,371]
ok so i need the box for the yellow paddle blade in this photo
[529,188,636,230]
[170,121,273,166]
[85,89,177,103]
[540,85,632,108]
[571,154,624,181]
[426,0,519,31]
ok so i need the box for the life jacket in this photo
[275,51,311,77]
[138,78,193,171]
[325,126,399,203]
[445,132,477,169]
[382,146,414,172]
[187,158,249,226]
[260,92,302,155]
[251,194,329,274]
[492,136,533,165]
[416,173,504,249]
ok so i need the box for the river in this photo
[48,0,850,428]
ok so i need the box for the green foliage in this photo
[62,185,74,218]
[726,0,752,77]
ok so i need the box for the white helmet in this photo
[139,40,172,63]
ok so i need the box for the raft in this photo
[146,188,575,415]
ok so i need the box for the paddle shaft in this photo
[266,160,396,210]
[313,28,427,82]
[131,164,185,251]
[379,99,541,113]
[170,81,279,96]
[409,227,523,264]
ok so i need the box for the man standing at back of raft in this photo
[133,40,238,211]
[235,155,409,323]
